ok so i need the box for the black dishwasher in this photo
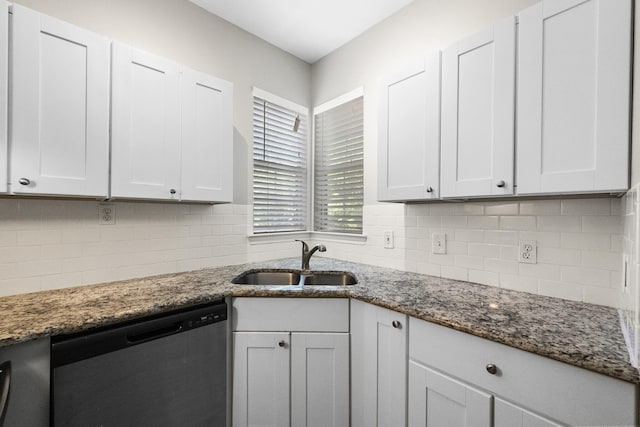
[51,301,227,427]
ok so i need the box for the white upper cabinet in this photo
[111,42,233,203]
[378,52,441,202]
[0,2,7,194]
[181,68,233,203]
[440,16,516,198]
[10,4,110,197]
[110,42,182,201]
[516,0,631,195]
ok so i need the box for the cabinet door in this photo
[0,2,7,194]
[516,0,631,195]
[441,16,515,198]
[111,42,181,200]
[232,332,290,427]
[351,299,407,427]
[10,4,110,197]
[378,52,440,201]
[181,68,233,202]
[408,361,491,427]
[291,333,349,427]
[495,398,562,427]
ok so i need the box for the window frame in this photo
[248,87,367,244]
[311,87,365,235]
[251,87,311,235]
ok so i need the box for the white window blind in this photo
[253,97,308,233]
[314,96,364,234]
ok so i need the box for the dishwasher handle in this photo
[127,321,183,344]
[0,361,11,427]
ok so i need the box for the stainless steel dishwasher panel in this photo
[52,303,227,427]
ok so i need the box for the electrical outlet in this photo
[383,231,394,249]
[99,203,116,225]
[432,233,446,254]
[519,240,536,264]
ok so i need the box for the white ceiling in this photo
[190,0,415,63]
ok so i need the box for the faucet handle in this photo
[317,244,326,252]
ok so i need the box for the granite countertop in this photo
[0,257,637,384]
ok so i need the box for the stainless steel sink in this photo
[231,269,357,286]
[302,271,358,286]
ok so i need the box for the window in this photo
[252,93,308,233]
[313,95,364,234]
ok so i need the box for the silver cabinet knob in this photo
[169,188,176,195]
[496,180,506,188]
[392,320,402,329]
[486,364,498,375]
[426,186,434,193]
[278,340,286,348]
[18,178,30,186]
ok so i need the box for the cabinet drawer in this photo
[409,318,636,426]
[232,298,349,332]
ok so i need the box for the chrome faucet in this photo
[295,240,326,270]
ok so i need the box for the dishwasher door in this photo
[52,302,227,427]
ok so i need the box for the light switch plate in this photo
[432,233,446,254]
[383,231,394,249]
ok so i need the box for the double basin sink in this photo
[232,269,357,287]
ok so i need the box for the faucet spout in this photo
[295,240,326,270]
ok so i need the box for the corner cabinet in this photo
[351,299,407,427]
[10,4,110,198]
[378,52,441,202]
[408,318,637,426]
[440,15,516,198]
[516,0,632,195]
[232,298,349,427]
[111,42,233,203]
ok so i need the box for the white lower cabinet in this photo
[408,317,637,427]
[232,298,349,427]
[350,299,407,427]
[408,361,491,427]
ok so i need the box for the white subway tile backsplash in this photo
[484,230,518,245]
[0,196,627,312]
[519,200,561,216]
[485,202,519,215]
[582,216,622,234]
[441,265,468,281]
[499,274,538,293]
[519,263,561,281]
[537,247,581,266]
[538,216,582,232]
[581,251,622,271]
[483,258,519,275]
[561,198,611,216]
[538,280,582,302]
[561,232,612,250]
[561,266,611,288]
[468,269,500,286]
[468,243,501,258]
[455,255,484,270]
[467,216,499,229]
[499,216,536,231]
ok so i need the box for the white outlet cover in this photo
[519,240,536,264]
[99,203,116,225]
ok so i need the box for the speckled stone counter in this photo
[0,257,637,384]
